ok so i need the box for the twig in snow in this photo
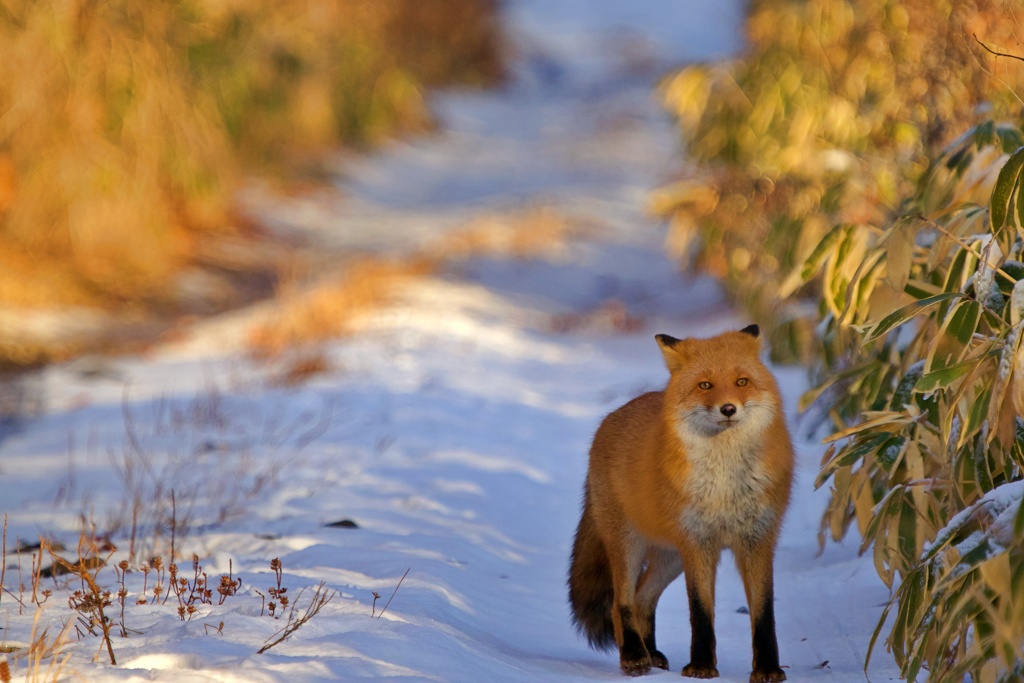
[257,582,335,654]
[376,568,410,620]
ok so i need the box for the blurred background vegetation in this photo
[0,0,502,365]
[658,0,1024,678]
[656,0,1023,362]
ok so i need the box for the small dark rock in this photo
[326,519,360,529]
[736,605,750,614]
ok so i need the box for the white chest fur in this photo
[675,414,777,546]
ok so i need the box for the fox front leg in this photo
[680,543,719,679]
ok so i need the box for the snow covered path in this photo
[0,2,903,681]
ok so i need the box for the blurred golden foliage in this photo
[657,0,1024,361]
[668,0,1024,676]
[0,0,502,362]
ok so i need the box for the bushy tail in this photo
[568,488,615,650]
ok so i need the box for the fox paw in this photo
[682,663,719,679]
[620,655,652,677]
[750,667,786,683]
[649,649,669,671]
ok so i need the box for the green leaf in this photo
[974,121,997,149]
[800,361,880,412]
[890,362,925,409]
[914,360,975,393]
[926,299,982,372]
[973,438,994,493]
[990,147,1024,230]
[942,245,972,294]
[785,224,849,293]
[962,385,993,447]
[865,293,964,343]
[1014,494,1024,536]
[1018,169,1024,233]
[876,435,906,469]
[945,299,981,347]
[997,124,1024,153]
[816,432,891,486]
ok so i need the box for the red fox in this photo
[568,325,793,682]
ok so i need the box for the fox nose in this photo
[720,404,737,418]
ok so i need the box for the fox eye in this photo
[698,381,712,390]
[737,378,748,387]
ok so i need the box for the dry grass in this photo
[3,610,74,682]
[431,206,581,260]
[247,205,582,364]
[248,257,434,359]
[0,0,504,366]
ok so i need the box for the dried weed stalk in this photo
[257,582,335,654]
[48,535,117,665]
[100,384,330,561]
[375,568,410,620]
[7,609,74,682]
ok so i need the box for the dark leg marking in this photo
[750,597,785,683]
[642,609,668,671]
[682,587,718,679]
[617,605,651,677]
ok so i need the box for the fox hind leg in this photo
[635,546,683,671]
[607,535,653,676]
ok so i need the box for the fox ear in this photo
[740,324,760,338]
[655,334,687,373]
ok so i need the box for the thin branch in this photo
[913,213,1017,284]
[376,568,410,620]
[257,582,335,654]
[974,33,1024,64]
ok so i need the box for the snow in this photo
[0,1,905,681]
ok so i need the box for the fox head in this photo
[656,325,778,439]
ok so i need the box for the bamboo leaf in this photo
[941,245,972,294]
[885,219,915,293]
[915,359,976,393]
[990,147,1024,230]
[822,413,911,444]
[926,299,982,372]
[816,432,890,485]
[890,362,925,409]
[779,224,849,297]
[1017,171,1024,236]
[865,293,963,343]
[1014,494,1024,537]
[997,125,1024,153]
[962,385,993,448]
[987,327,1020,445]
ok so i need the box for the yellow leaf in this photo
[884,220,914,293]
